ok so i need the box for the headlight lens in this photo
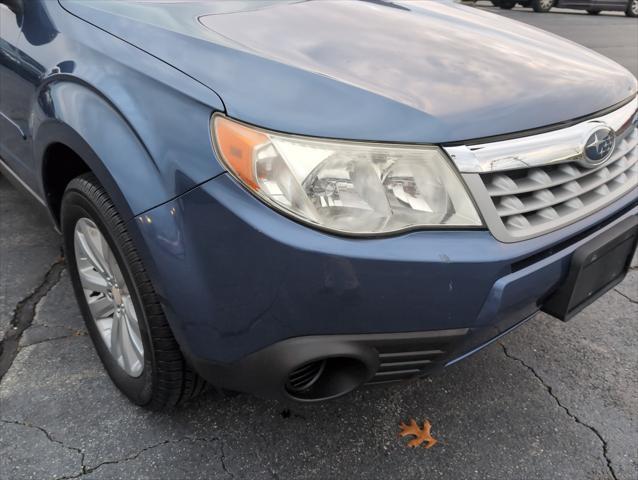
[213,116,482,235]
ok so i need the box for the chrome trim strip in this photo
[0,156,47,207]
[445,96,638,173]
[0,111,26,139]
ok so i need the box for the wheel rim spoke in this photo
[123,297,144,352]
[110,310,123,361]
[75,221,111,277]
[100,235,126,286]
[111,263,126,289]
[118,315,132,373]
[88,295,115,319]
[78,267,109,293]
[120,310,143,374]
[74,218,144,378]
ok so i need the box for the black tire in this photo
[490,0,499,5]
[626,0,638,17]
[498,0,516,9]
[61,173,206,410]
[531,0,553,12]
[586,9,601,14]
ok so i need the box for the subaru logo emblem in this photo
[582,126,615,167]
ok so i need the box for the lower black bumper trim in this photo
[190,328,469,402]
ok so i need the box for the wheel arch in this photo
[34,77,168,227]
[41,141,92,225]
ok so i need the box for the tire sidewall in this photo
[62,188,155,406]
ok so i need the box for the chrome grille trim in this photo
[484,130,637,197]
[449,99,638,242]
[445,96,637,174]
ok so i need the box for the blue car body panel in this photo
[131,172,637,364]
[59,0,636,144]
[1,0,637,397]
[1,0,225,220]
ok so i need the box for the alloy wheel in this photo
[74,218,144,377]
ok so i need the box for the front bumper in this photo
[129,173,637,401]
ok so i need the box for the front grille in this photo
[445,98,638,242]
[480,124,637,238]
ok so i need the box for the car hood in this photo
[61,0,637,143]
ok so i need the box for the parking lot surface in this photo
[1,6,637,480]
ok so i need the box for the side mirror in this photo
[1,0,23,16]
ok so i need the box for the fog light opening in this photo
[285,357,369,401]
[286,359,327,393]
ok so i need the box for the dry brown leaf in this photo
[398,419,438,449]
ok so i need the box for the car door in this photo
[591,0,626,10]
[557,0,594,8]
[0,0,26,175]
[0,0,51,188]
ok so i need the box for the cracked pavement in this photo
[1,8,638,480]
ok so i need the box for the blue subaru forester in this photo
[0,0,636,409]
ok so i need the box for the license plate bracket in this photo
[542,216,638,321]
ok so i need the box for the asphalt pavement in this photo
[1,5,637,480]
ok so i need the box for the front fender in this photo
[33,80,161,221]
[32,74,225,222]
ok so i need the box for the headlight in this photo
[213,116,482,235]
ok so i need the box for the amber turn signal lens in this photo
[211,114,482,235]
[213,116,268,189]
